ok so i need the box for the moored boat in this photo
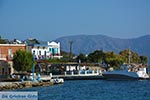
[52,77,64,84]
[103,64,149,80]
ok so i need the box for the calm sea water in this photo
[16,80,150,100]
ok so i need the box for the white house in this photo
[31,41,62,60]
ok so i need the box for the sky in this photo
[0,0,150,41]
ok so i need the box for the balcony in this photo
[0,54,13,61]
[0,54,7,60]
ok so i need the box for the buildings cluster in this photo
[0,39,62,76]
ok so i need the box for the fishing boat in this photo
[103,64,149,80]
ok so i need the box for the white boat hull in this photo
[103,73,139,80]
[103,70,139,80]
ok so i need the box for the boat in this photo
[52,77,64,84]
[103,64,149,80]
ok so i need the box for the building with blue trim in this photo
[30,41,62,60]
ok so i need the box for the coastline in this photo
[1,74,149,91]
[0,81,54,91]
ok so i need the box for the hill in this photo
[55,34,150,56]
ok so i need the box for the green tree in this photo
[88,50,105,63]
[104,52,123,69]
[13,50,34,72]
[0,36,7,44]
[139,56,148,64]
[119,49,140,63]
[26,38,40,44]
[32,39,40,44]
[76,53,87,63]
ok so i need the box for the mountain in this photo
[55,34,150,56]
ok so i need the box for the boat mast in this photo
[128,49,131,64]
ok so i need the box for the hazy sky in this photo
[0,0,149,41]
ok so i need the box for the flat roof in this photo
[0,44,26,46]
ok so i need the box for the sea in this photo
[15,80,150,100]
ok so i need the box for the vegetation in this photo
[26,38,40,44]
[104,52,123,69]
[0,36,7,44]
[88,50,105,63]
[119,49,140,63]
[139,56,148,64]
[76,49,148,69]
[29,38,40,44]
[13,50,34,72]
[76,53,87,63]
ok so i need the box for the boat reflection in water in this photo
[103,64,149,80]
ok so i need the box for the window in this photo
[39,51,41,55]
[8,48,12,55]
[2,68,4,75]
[52,48,54,56]
[49,48,52,52]
[33,50,35,55]
[8,68,11,74]
[44,51,46,56]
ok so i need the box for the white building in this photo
[31,41,62,60]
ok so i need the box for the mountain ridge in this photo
[55,34,150,56]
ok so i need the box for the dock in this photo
[41,74,104,81]
[59,75,104,80]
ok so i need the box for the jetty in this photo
[52,75,104,80]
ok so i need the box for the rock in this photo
[0,80,58,91]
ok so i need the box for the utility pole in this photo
[69,41,73,59]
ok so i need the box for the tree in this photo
[76,53,87,63]
[13,50,34,72]
[88,50,105,63]
[0,36,7,44]
[26,38,40,44]
[32,39,40,44]
[119,49,140,63]
[139,56,148,64]
[104,52,123,69]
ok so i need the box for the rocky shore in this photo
[0,81,54,91]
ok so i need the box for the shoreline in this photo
[0,74,149,91]
[0,80,54,91]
